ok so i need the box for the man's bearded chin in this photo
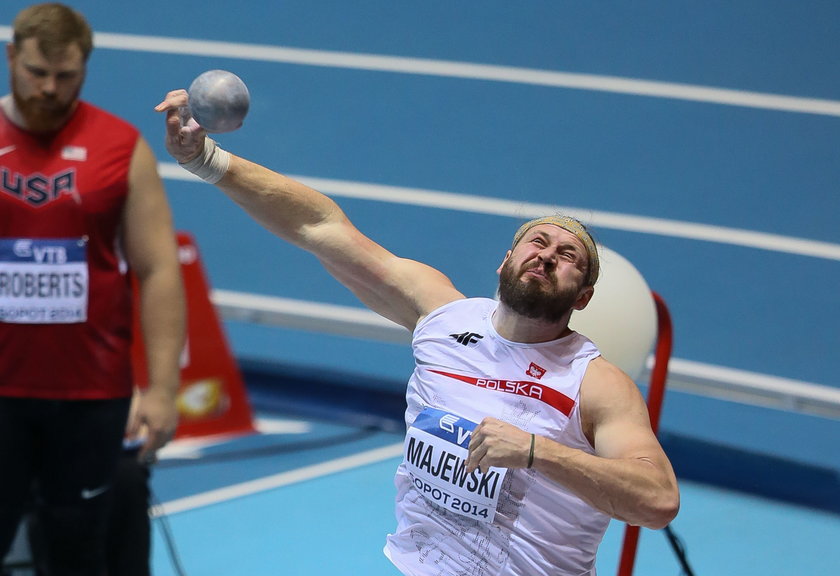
[497,260,580,323]
[12,89,78,133]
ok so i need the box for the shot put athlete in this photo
[156,87,679,576]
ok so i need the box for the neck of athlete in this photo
[491,302,574,344]
[0,95,20,125]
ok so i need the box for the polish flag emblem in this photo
[526,362,546,379]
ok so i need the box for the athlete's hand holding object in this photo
[155,69,248,183]
[188,69,250,133]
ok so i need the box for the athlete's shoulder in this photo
[74,101,139,138]
[428,296,494,318]
[414,296,494,335]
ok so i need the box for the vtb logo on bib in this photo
[404,407,507,523]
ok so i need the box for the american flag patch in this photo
[61,146,87,161]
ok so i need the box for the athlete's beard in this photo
[11,80,79,134]
[497,258,581,323]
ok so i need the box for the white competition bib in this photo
[405,407,507,523]
[0,238,89,324]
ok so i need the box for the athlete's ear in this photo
[496,250,512,275]
[573,285,595,311]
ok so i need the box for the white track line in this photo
[80,32,840,117]
[160,165,840,262]
[152,442,404,517]
[4,24,835,258]
[2,26,839,116]
[669,358,840,409]
[208,288,840,412]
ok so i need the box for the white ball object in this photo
[569,246,657,381]
[188,70,250,133]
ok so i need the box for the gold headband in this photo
[511,216,600,285]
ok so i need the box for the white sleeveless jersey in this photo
[385,298,610,576]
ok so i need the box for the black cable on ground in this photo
[151,491,188,576]
[664,524,696,576]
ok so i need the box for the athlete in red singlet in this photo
[0,4,185,575]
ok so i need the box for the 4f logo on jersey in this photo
[450,331,483,346]
[1,168,77,207]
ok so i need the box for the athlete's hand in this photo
[154,89,206,164]
[466,417,532,474]
[128,386,179,464]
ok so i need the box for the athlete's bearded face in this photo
[497,225,592,323]
[498,257,582,322]
[7,38,85,133]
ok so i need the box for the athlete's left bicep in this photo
[122,137,180,278]
[581,357,668,463]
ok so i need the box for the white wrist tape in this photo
[179,137,231,184]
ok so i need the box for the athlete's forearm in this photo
[214,154,346,252]
[532,436,679,529]
[138,266,185,397]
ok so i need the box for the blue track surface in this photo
[2,2,839,573]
